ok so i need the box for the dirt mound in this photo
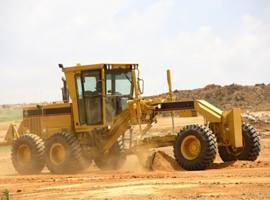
[156,83,270,111]
[151,151,182,171]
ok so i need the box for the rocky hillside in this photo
[158,83,270,111]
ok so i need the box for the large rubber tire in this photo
[94,142,126,170]
[173,124,217,170]
[239,124,260,160]
[11,134,45,175]
[218,146,238,162]
[218,124,260,162]
[45,132,86,174]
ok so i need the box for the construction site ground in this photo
[0,116,269,200]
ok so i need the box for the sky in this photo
[0,0,270,104]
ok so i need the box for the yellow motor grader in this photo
[4,63,260,174]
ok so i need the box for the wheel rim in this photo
[17,144,32,165]
[181,135,201,160]
[50,143,66,165]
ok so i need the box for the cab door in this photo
[75,70,104,125]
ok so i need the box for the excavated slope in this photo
[155,83,270,111]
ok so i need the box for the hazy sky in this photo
[0,0,269,104]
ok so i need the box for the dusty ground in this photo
[0,122,9,142]
[0,117,269,200]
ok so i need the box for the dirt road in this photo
[0,117,269,199]
[0,138,269,200]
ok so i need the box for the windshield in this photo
[106,69,132,97]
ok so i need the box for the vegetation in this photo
[1,189,10,200]
[0,105,22,123]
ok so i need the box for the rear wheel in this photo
[45,132,87,174]
[11,134,45,174]
[219,124,260,162]
[173,124,217,170]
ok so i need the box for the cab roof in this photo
[61,63,139,73]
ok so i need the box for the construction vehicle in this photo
[5,63,260,174]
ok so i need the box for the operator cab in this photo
[62,63,142,130]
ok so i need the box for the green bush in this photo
[1,189,10,200]
[0,106,22,123]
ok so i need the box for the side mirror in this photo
[138,78,144,94]
[62,77,69,103]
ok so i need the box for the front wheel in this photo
[219,124,260,162]
[173,124,217,170]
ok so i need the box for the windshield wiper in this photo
[124,74,132,84]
